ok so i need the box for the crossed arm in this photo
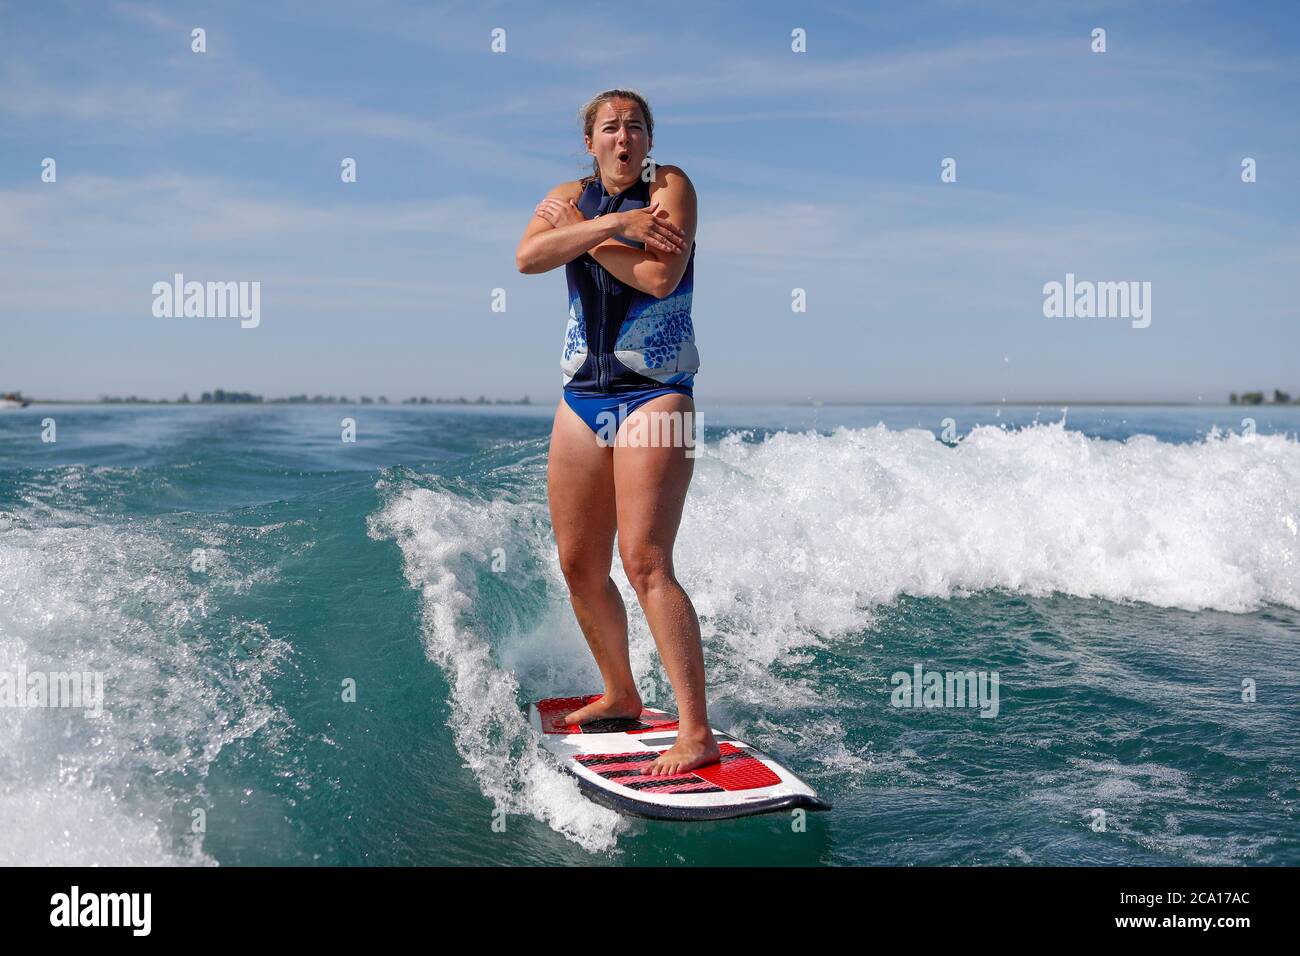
[514,166,697,299]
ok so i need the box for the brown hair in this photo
[578,89,654,186]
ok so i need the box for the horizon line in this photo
[9,397,1300,409]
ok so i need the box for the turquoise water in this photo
[1,402,1298,865]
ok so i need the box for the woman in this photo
[515,89,720,776]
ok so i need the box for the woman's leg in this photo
[547,398,642,726]
[613,392,720,775]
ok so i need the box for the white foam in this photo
[367,474,625,854]
[684,421,1299,627]
[0,786,202,867]
[0,477,291,866]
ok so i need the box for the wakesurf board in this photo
[529,694,831,821]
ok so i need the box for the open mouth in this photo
[617,150,630,164]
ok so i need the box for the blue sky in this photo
[2,0,1298,403]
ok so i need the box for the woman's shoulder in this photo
[544,179,587,201]
[651,163,690,179]
[648,164,695,194]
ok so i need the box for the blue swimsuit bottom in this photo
[563,384,693,440]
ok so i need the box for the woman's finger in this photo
[652,220,685,240]
[651,224,685,249]
[650,227,681,248]
[648,218,684,240]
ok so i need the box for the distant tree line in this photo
[399,395,531,405]
[1230,390,1296,405]
[92,391,532,405]
[201,389,262,403]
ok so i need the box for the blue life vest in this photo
[561,175,699,392]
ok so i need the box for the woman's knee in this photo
[618,543,675,595]
[558,549,611,594]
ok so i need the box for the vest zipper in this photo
[595,190,612,391]
[597,280,608,391]
[592,181,632,392]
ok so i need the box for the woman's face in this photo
[586,99,649,184]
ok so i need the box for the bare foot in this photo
[553,692,643,729]
[641,731,721,776]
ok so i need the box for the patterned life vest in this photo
[561,175,699,392]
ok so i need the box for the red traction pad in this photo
[574,742,781,794]
[536,695,680,735]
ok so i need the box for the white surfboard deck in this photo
[529,694,831,821]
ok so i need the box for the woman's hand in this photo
[612,202,687,255]
[534,197,585,229]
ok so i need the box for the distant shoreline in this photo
[9,398,1300,409]
[5,398,535,407]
